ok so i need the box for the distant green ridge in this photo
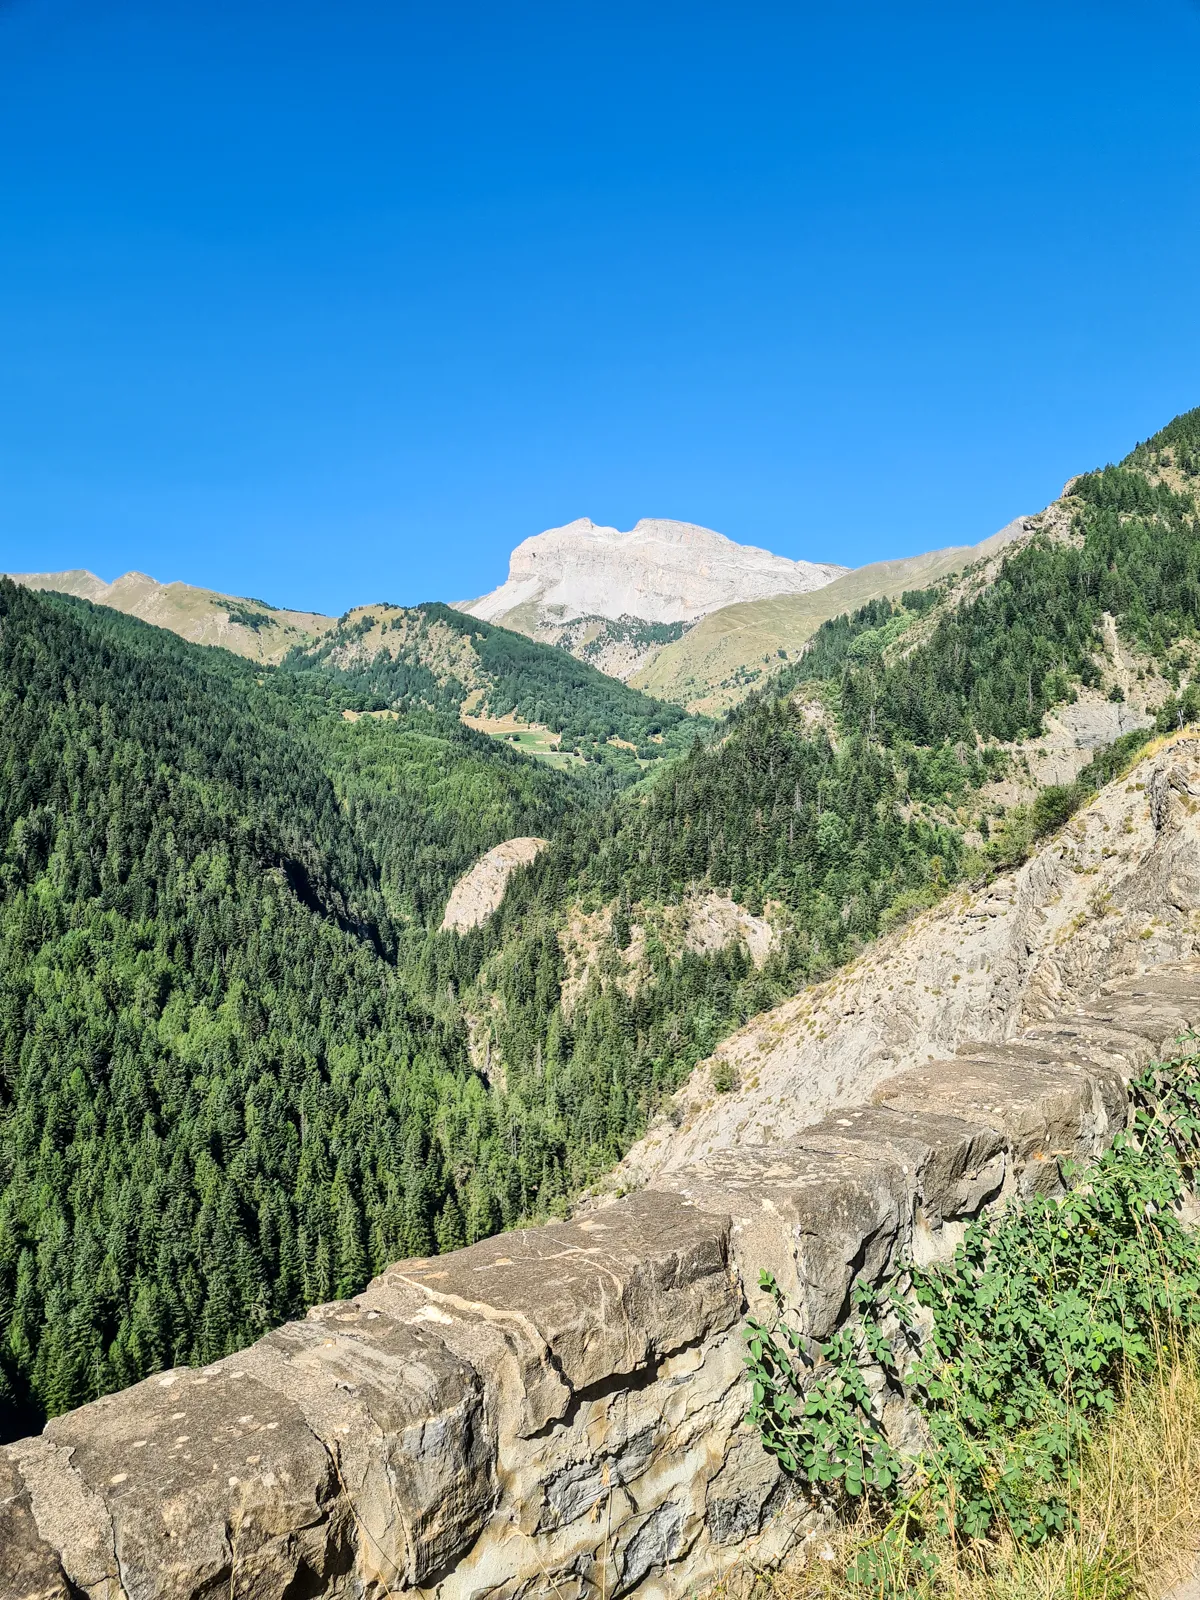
[285,599,711,773]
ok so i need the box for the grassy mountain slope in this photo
[285,600,710,771]
[10,568,715,771]
[8,568,333,664]
[631,518,1029,713]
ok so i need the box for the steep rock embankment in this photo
[614,735,1200,1189]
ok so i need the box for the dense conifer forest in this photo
[0,586,583,1431]
[4,406,1200,1441]
[286,600,707,766]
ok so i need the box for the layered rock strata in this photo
[617,736,1200,1187]
[6,964,1199,1600]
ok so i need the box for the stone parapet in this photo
[5,969,1198,1599]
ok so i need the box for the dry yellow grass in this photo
[632,527,1025,714]
[704,1344,1200,1600]
[8,568,334,662]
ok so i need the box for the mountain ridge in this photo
[8,567,333,664]
[456,514,848,630]
[633,514,1033,711]
[8,510,852,698]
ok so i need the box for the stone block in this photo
[1021,1016,1158,1079]
[703,1429,784,1548]
[0,1455,69,1600]
[956,1041,1127,1134]
[16,1367,349,1600]
[360,1190,736,1439]
[874,1052,1111,1194]
[1077,993,1197,1051]
[667,1146,907,1341]
[794,1104,1007,1229]
[228,1305,495,1588]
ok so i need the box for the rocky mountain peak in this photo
[459,515,848,630]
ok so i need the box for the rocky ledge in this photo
[6,961,1199,1600]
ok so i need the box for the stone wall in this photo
[7,965,1200,1600]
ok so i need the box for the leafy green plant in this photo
[744,1044,1200,1584]
[745,1275,908,1506]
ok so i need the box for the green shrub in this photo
[1029,783,1081,838]
[744,1043,1200,1575]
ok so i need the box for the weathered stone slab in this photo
[1020,1016,1158,1079]
[360,1190,736,1438]
[226,1306,495,1589]
[1074,992,1197,1049]
[973,1033,1124,1092]
[0,1455,69,1600]
[17,1366,349,1600]
[874,1052,1110,1194]
[667,1146,907,1340]
[955,1041,1127,1132]
[1102,968,1200,1005]
[796,1104,1007,1228]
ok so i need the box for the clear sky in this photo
[1,1,1199,615]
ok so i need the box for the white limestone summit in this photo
[461,516,847,628]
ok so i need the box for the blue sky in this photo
[1,1,1199,615]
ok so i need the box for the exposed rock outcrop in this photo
[559,891,778,1014]
[10,737,1200,1599]
[459,518,847,634]
[440,837,549,932]
[615,735,1200,1189]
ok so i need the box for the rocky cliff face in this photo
[440,837,548,932]
[9,737,1200,1600]
[613,734,1200,1190]
[459,518,847,635]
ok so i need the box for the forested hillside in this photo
[285,600,707,768]
[6,406,1200,1444]
[0,585,587,1434]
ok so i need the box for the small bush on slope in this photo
[714,1351,1200,1599]
[741,1043,1200,1595]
